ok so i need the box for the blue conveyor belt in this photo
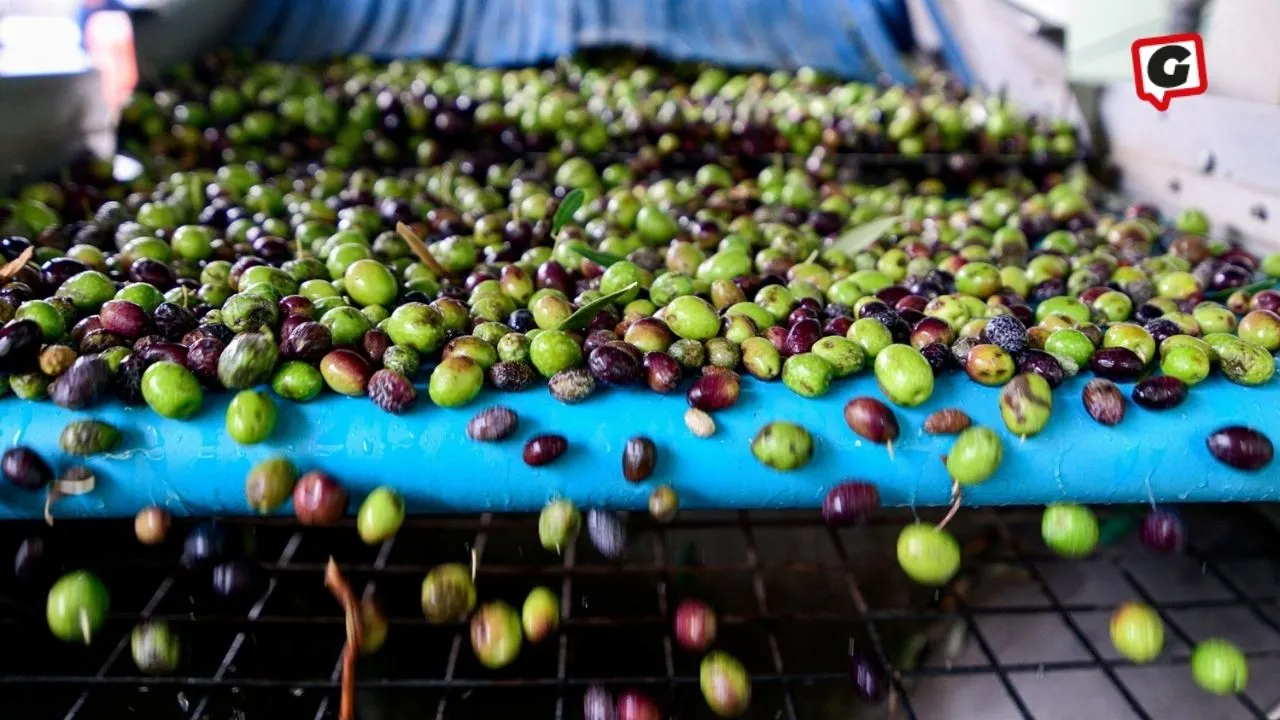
[2,365,1276,519]
[221,0,967,85]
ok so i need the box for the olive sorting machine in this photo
[1,0,1279,519]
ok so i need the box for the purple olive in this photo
[186,337,225,383]
[674,599,717,652]
[1206,426,1274,470]
[14,536,46,583]
[293,471,348,525]
[783,318,821,355]
[822,482,880,527]
[2,447,53,490]
[1140,507,1185,555]
[910,316,955,350]
[99,299,151,339]
[643,352,681,393]
[0,319,42,373]
[362,328,392,364]
[153,302,196,340]
[49,355,111,409]
[1132,376,1188,410]
[283,321,332,360]
[1016,349,1065,389]
[138,341,189,367]
[849,642,888,701]
[71,315,103,345]
[588,343,641,385]
[843,397,898,445]
[687,372,740,412]
[212,560,257,603]
[920,342,953,374]
[616,690,660,720]
[524,434,568,466]
[1090,347,1144,382]
[279,294,314,318]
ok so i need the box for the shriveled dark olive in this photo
[1206,426,1273,471]
[489,360,536,391]
[1132,376,1188,410]
[467,406,519,442]
[1082,378,1126,426]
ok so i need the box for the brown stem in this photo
[325,558,362,720]
[395,221,450,279]
[0,245,34,283]
[936,480,962,531]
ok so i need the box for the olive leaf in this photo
[556,282,638,332]
[569,242,624,268]
[552,188,586,235]
[395,222,450,279]
[1206,277,1275,301]
[0,245,34,284]
[829,215,902,256]
[187,173,204,215]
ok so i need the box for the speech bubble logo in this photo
[1132,33,1208,111]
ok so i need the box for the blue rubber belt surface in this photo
[4,366,1277,519]
[223,0,924,82]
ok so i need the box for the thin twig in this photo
[395,221,450,279]
[0,246,34,283]
[325,558,362,720]
[936,480,962,531]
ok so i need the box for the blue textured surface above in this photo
[3,366,1277,519]
[220,0,965,84]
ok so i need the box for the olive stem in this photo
[79,608,92,645]
[43,485,58,527]
[886,440,895,462]
[936,481,962,531]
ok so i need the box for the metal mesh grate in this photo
[3,504,1280,719]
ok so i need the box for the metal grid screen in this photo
[3,505,1280,719]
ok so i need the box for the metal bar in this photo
[186,530,303,720]
[1110,555,1270,718]
[737,511,800,720]
[63,575,178,719]
[554,541,576,719]
[986,511,1155,720]
[825,524,920,719]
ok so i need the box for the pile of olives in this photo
[1,49,1275,712]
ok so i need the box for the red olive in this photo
[843,397,899,445]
